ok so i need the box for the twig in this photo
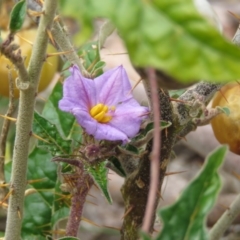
[0,67,15,200]
[98,20,115,49]
[4,1,58,239]
[209,194,240,240]
[142,68,161,232]
[65,171,93,237]
[51,21,89,76]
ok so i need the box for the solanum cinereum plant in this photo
[59,65,149,143]
[2,0,240,240]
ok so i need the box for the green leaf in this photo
[107,157,126,177]
[157,146,227,240]
[78,41,104,77]
[27,147,57,205]
[218,106,231,116]
[42,82,75,138]
[9,0,27,32]
[140,232,152,240]
[61,0,240,82]
[86,161,112,204]
[169,89,186,98]
[51,206,70,229]
[22,191,51,238]
[33,111,72,155]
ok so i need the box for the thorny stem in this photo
[4,1,57,239]
[66,171,94,237]
[51,21,89,76]
[209,194,240,240]
[142,68,161,233]
[0,68,15,201]
[98,20,115,49]
[121,81,175,239]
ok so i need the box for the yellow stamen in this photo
[90,103,113,123]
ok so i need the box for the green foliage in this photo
[33,111,72,156]
[218,106,231,116]
[86,161,112,204]
[42,82,75,138]
[155,146,227,240]
[9,0,27,32]
[60,0,240,82]
[78,41,105,77]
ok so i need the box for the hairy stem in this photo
[0,68,15,201]
[4,1,57,239]
[209,194,240,240]
[51,21,89,76]
[66,172,93,237]
[121,79,175,239]
[142,68,161,233]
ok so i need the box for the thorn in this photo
[37,0,44,7]
[0,114,16,122]
[28,178,47,184]
[232,171,240,180]
[86,200,98,206]
[82,216,101,227]
[228,11,240,21]
[43,229,66,235]
[25,188,37,197]
[165,128,168,138]
[47,29,56,46]
[0,183,9,187]
[17,206,21,219]
[176,135,187,141]
[105,52,128,55]
[157,190,164,200]
[16,34,33,46]
[46,49,74,58]
[103,225,121,231]
[122,205,134,219]
[44,58,53,67]
[54,15,60,22]
[0,188,14,206]
[32,133,50,143]
[129,78,142,95]
[169,97,187,103]
[27,9,44,17]
[165,170,187,176]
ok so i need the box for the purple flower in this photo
[59,65,149,143]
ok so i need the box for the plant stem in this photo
[51,21,89,76]
[0,68,15,201]
[121,81,175,239]
[4,1,57,239]
[66,172,93,237]
[98,20,115,49]
[142,68,161,233]
[209,194,240,240]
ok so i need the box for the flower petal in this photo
[62,65,96,110]
[72,108,97,135]
[94,123,129,143]
[95,66,132,106]
[109,101,149,138]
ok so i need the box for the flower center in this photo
[90,103,113,123]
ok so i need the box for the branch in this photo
[121,81,175,239]
[142,68,161,232]
[209,194,240,240]
[0,67,15,201]
[4,1,57,239]
[173,24,240,138]
[51,20,89,76]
